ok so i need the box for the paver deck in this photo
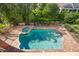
[0,25,79,52]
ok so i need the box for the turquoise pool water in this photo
[19,27,63,50]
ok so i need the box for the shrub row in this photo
[64,24,79,34]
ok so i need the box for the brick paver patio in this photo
[0,25,79,52]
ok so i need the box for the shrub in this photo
[65,24,79,34]
[0,24,9,34]
[29,8,42,23]
[65,24,74,32]
[0,29,4,34]
[30,3,60,23]
[63,11,79,24]
[75,19,79,24]
[64,12,76,24]
[45,4,59,16]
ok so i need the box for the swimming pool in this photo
[19,27,63,50]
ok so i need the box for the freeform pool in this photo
[19,27,63,50]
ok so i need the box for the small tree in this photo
[45,3,59,17]
[30,3,60,23]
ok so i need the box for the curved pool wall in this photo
[19,27,63,50]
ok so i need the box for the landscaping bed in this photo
[64,24,79,43]
[0,24,13,34]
